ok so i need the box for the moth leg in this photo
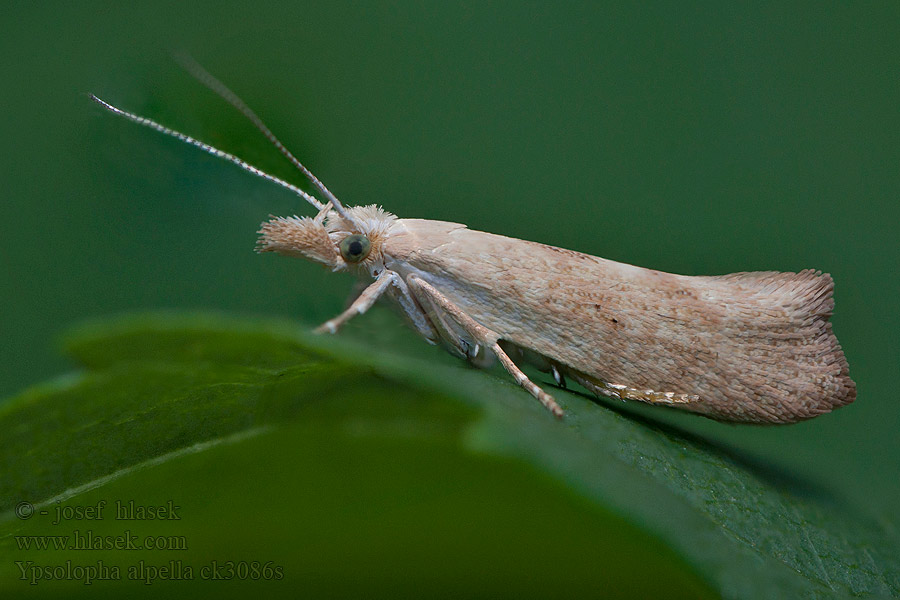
[383,275,439,343]
[343,280,369,310]
[406,275,501,363]
[408,284,472,359]
[427,309,470,358]
[551,365,567,390]
[425,297,496,368]
[408,275,564,418]
[315,270,398,334]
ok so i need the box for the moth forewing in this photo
[377,221,855,424]
[93,66,855,424]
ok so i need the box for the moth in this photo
[91,62,855,423]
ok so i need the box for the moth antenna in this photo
[174,53,357,225]
[89,94,324,211]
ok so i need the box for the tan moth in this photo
[91,63,855,423]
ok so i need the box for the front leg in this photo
[407,275,564,419]
[315,269,439,343]
[314,270,398,334]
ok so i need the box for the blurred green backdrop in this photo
[2,0,899,565]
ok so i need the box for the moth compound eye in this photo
[339,234,371,263]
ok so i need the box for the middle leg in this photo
[408,275,564,418]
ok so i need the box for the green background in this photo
[2,2,899,596]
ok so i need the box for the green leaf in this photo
[1,312,897,599]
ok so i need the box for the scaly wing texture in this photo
[385,221,855,423]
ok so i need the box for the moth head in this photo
[257,204,396,273]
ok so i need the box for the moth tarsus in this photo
[91,64,856,424]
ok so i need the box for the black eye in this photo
[339,234,371,263]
